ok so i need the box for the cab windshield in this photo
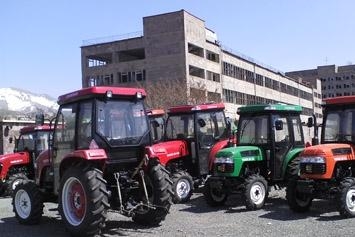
[238,115,269,145]
[323,108,355,143]
[96,100,148,146]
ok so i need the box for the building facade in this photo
[286,64,355,99]
[81,10,322,137]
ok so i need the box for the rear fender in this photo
[0,152,30,179]
[59,149,107,177]
[208,139,229,172]
[145,140,189,166]
[282,147,304,175]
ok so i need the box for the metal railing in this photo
[82,31,143,46]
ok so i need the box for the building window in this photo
[87,54,112,67]
[188,43,204,57]
[206,50,220,63]
[118,48,145,62]
[189,65,205,78]
[206,70,220,82]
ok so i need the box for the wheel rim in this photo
[176,178,191,199]
[15,189,31,219]
[345,188,355,213]
[62,177,87,226]
[250,181,266,205]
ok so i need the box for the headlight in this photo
[214,156,234,164]
[300,156,325,163]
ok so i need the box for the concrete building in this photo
[81,10,322,142]
[286,64,355,100]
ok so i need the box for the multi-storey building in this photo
[286,64,355,99]
[81,10,322,134]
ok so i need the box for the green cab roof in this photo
[237,103,303,114]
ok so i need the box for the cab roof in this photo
[323,95,355,106]
[146,109,165,117]
[58,86,147,105]
[237,103,303,114]
[168,103,225,114]
[20,124,53,134]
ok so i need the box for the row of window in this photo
[222,62,313,101]
[87,70,146,86]
[323,83,355,90]
[323,91,355,98]
[223,89,314,116]
[320,75,355,82]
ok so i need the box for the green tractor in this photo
[204,103,308,210]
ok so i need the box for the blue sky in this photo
[1,1,355,98]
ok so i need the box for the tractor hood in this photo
[148,140,189,166]
[213,146,263,176]
[299,143,355,179]
[0,152,30,179]
[300,143,355,158]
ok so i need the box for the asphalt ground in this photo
[1,188,355,237]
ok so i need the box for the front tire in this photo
[172,171,193,203]
[338,177,355,218]
[244,174,268,210]
[12,181,43,224]
[58,164,109,237]
[203,179,227,207]
[132,162,172,225]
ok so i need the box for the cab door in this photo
[51,103,77,195]
[272,115,291,179]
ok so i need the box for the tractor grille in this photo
[300,163,326,175]
[215,163,234,173]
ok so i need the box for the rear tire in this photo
[6,173,29,197]
[244,174,268,210]
[338,177,355,218]
[286,179,312,212]
[172,171,193,203]
[12,181,43,224]
[203,179,227,207]
[58,164,109,237]
[132,162,172,225]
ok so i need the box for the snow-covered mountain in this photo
[0,88,58,115]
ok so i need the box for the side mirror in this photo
[197,118,206,128]
[275,120,283,131]
[151,120,160,128]
[35,113,45,125]
[307,117,314,128]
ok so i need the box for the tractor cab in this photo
[236,104,305,180]
[16,124,52,159]
[146,109,165,143]
[165,103,228,177]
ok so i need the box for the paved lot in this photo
[1,188,355,237]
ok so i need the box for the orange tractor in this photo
[287,95,355,217]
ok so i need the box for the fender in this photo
[208,139,229,172]
[0,152,30,179]
[35,149,51,186]
[282,147,304,175]
[145,140,189,166]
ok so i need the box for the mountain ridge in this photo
[0,87,58,118]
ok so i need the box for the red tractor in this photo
[0,124,53,196]
[159,103,231,202]
[12,87,172,237]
